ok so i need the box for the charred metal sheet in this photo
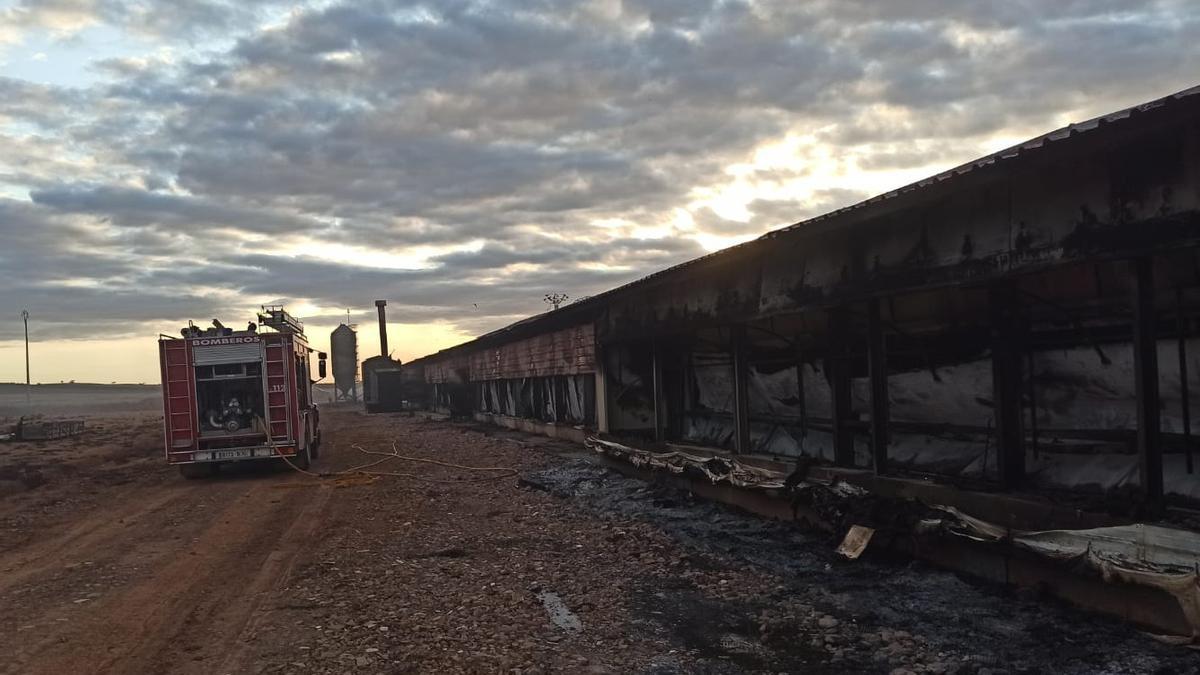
[585,436,787,489]
[423,353,471,385]
[468,324,595,381]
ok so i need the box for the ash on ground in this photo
[524,459,1199,675]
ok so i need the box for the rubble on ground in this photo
[244,415,1199,673]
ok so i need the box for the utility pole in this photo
[21,309,30,412]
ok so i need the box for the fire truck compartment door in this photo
[193,342,264,365]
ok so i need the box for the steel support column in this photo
[990,284,1025,488]
[731,324,751,455]
[867,298,889,474]
[594,344,610,433]
[651,339,665,443]
[796,349,808,441]
[1177,288,1193,474]
[829,308,855,467]
[1133,258,1164,509]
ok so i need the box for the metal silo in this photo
[330,323,358,402]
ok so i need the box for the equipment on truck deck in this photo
[158,306,326,479]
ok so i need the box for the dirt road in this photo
[2,409,1197,674]
[0,414,333,674]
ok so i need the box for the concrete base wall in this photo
[472,413,591,444]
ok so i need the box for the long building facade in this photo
[408,86,1200,519]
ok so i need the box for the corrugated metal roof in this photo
[768,84,1200,237]
[410,84,1200,364]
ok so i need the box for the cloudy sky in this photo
[2,0,1199,383]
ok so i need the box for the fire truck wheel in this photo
[179,463,216,480]
[293,444,312,471]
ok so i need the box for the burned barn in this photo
[406,86,1200,634]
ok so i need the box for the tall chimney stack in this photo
[375,300,389,357]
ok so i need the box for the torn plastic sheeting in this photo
[1098,560,1200,644]
[588,438,1200,576]
[686,339,1200,496]
[478,374,591,424]
[585,437,787,490]
[565,376,586,421]
[1074,546,1200,643]
[935,505,1200,640]
[589,434,1200,641]
[936,507,1200,571]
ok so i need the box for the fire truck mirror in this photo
[317,354,327,379]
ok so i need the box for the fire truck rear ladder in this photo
[161,339,196,455]
[264,342,292,445]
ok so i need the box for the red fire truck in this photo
[158,307,325,479]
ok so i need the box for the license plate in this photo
[214,449,253,460]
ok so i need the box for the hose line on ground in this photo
[276,440,518,484]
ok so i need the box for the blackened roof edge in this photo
[409,84,1200,366]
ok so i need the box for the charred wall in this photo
[412,324,600,425]
[419,352,472,415]
[407,88,1200,518]
[469,324,596,380]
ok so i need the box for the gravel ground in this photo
[6,407,1194,673]
[238,412,1198,674]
